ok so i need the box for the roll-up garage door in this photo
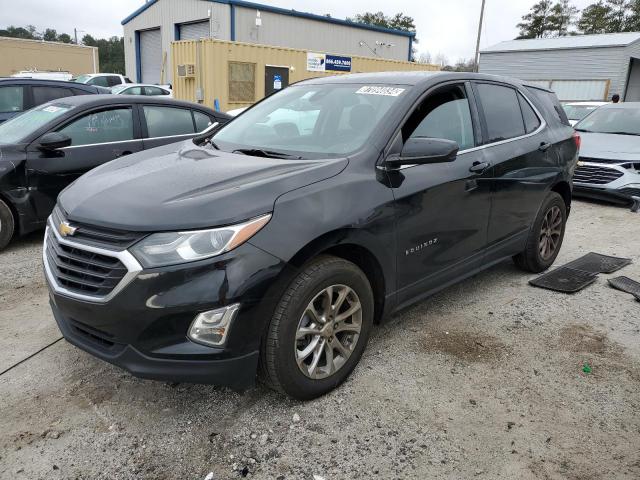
[140,28,161,84]
[179,20,210,40]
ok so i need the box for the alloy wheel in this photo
[539,205,562,260]
[294,284,362,380]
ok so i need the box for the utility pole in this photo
[474,0,486,72]
[74,28,78,44]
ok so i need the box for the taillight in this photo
[573,132,581,151]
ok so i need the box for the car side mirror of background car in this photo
[38,132,72,151]
[385,137,459,169]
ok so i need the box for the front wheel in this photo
[513,191,567,273]
[0,199,15,251]
[259,256,374,400]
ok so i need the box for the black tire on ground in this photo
[513,191,567,273]
[0,199,15,251]
[259,255,374,400]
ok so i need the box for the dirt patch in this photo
[424,330,507,362]
[559,324,609,355]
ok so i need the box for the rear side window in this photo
[125,86,144,95]
[107,76,122,87]
[476,83,525,143]
[143,105,195,137]
[32,86,74,106]
[88,76,110,87]
[58,108,134,146]
[518,93,541,134]
[0,86,24,113]
[525,87,570,126]
[143,86,165,96]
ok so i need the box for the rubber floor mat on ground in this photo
[529,266,598,293]
[563,252,632,274]
[608,276,640,300]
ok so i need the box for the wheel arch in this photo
[551,180,572,215]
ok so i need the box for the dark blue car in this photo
[0,78,109,123]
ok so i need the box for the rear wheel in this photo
[513,191,566,273]
[0,199,15,251]
[259,256,374,400]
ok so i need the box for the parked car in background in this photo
[0,95,230,249]
[573,103,640,204]
[0,78,109,124]
[43,72,577,399]
[227,107,248,116]
[72,73,132,88]
[11,70,73,81]
[562,101,607,126]
[111,83,173,97]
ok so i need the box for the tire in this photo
[513,191,567,273]
[259,255,374,400]
[0,199,15,251]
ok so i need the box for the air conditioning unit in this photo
[177,64,196,78]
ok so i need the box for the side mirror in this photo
[385,138,459,169]
[38,132,72,151]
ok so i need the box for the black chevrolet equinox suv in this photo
[44,72,578,399]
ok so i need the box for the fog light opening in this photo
[188,304,240,346]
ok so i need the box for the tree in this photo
[417,51,433,64]
[549,0,579,35]
[606,0,628,31]
[0,25,38,39]
[82,34,125,74]
[627,0,640,30]
[517,0,556,38]
[347,11,418,41]
[42,28,58,41]
[578,1,615,33]
[57,33,72,43]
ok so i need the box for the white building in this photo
[479,32,640,102]
[122,0,416,84]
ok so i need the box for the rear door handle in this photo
[538,142,552,152]
[469,161,490,174]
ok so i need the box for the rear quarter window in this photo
[525,87,570,127]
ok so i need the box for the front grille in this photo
[51,207,145,250]
[45,228,128,297]
[574,164,624,185]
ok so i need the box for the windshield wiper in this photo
[574,128,592,132]
[606,131,640,136]
[232,148,303,159]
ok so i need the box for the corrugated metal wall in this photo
[0,37,98,77]
[172,39,437,112]
[123,0,230,82]
[478,46,628,100]
[233,6,410,62]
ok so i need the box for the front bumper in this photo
[573,161,640,204]
[45,228,286,389]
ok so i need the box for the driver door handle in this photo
[469,161,490,174]
[538,142,552,152]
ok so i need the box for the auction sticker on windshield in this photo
[356,86,405,96]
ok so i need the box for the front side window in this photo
[88,76,110,87]
[403,84,475,150]
[58,108,134,146]
[0,86,24,113]
[144,86,165,96]
[107,76,122,87]
[32,86,74,106]
[476,83,526,143]
[214,83,407,158]
[143,106,195,138]
[125,86,144,95]
[0,103,73,144]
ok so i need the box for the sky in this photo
[1,0,596,61]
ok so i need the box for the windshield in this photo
[111,84,128,94]
[0,103,73,144]
[213,83,408,158]
[575,107,640,135]
[563,104,599,121]
[73,74,92,84]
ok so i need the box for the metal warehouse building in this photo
[479,32,640,102]
[121,0,416,84]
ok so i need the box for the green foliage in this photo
[577,2,614,33]
[517,0,555,38]
[347,11,418,41]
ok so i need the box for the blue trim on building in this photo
[174,23,181,41]
[134,30,142,82]
[122,0,416,39]
[230,4,236,41]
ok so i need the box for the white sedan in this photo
[563,101,607,126]
[111,83,173,97]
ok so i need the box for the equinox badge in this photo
[58,221,77,237]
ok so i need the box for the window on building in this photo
[228,62,256,103]
[58,108,134,146]
[476,83,526,143]
[143,105,195,137]
[0,86,24,113]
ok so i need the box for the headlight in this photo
[130,214,271,268]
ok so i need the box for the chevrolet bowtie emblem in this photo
[58,221,77,237]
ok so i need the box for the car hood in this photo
[59,140,348,231]
[579,132,640,161]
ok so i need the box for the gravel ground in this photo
[1,200,639,480]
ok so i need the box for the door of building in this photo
[265,66,289,97]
